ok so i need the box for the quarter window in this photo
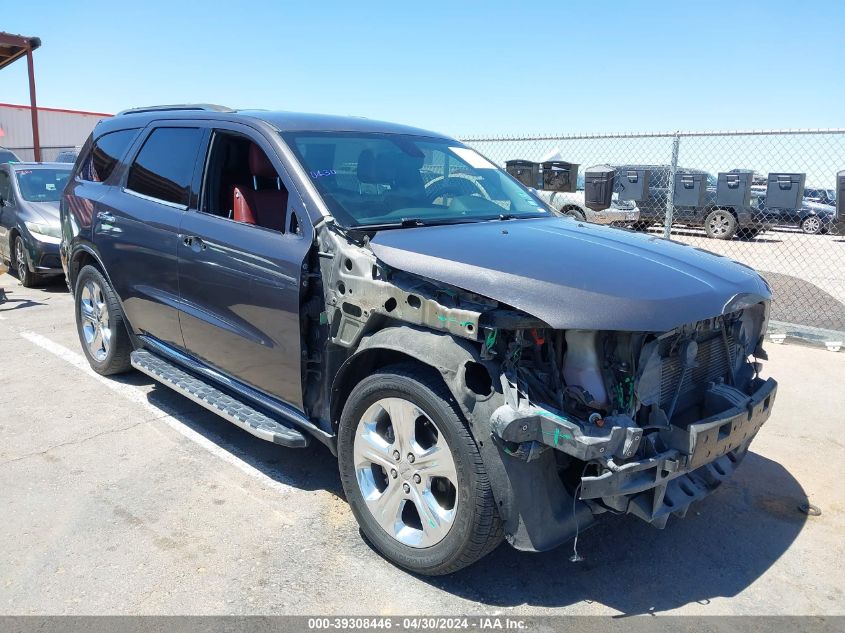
[127,127,204,206]
[0,170,11,203]
[79,128,140,182]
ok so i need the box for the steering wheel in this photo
[424,175,490,205]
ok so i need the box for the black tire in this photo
[801,215,823,235]
[631,221,652,232]
[74,265,133,375]
[704,209,738,240]
[14,235,39,288]
[563,207,586,222]
[337,364,503,575]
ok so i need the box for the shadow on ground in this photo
[761,270,845,331]
[111,372,344,497]
[108,354,808,615]
[0,274,67,310]
[419,452,808,614]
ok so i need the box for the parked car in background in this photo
[61,105,777,575]
[533,174,640,225]
[621,164,772,240]
[54,148,80,163]
[0,147,21,164]
[803,187,836,207]
[0,162,71,286]
[758,194,836,234]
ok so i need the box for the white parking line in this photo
[18,329,298,495]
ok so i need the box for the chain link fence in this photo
[460,129,845,342]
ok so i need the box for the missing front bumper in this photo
[492,377,777,529]
[581,377,777,526]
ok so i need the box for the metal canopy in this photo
[0,32,42,161]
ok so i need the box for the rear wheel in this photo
[338,365,502,575]
[631,221,652,232]
[74,265,133,375]
[14,236,39,288]
[704,209,738,240]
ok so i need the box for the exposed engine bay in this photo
[305,221,777,550]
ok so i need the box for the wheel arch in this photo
[330,325,494,433]
[8,227,21,262]
[331,325,591,553]
[559,204,586,217]
[69,245,139,345]
[68,245,107,291]
[711,205,738,218]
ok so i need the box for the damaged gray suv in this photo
[61,105,777,575]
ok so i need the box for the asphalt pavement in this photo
[0,273,843,616]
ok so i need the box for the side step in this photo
[130,349,308,448]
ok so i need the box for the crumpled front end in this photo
[313,220,776,553]
[486,303,775,541]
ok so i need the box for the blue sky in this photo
[2,1,843,136]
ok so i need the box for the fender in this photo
[67,240,141,348]
[331,325,591,551]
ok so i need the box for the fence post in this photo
[663,132,680,239]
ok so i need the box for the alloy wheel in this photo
[79,280,112,361]
[353,397,459,548]
[15,238,27,279]
[802,217,821,234]
[708,212,731,236]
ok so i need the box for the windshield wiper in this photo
[350,218,429,233]
[496,212,548,221]
[350,217,486,233]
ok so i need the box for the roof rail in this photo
[116,104,235,116]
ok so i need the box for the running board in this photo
[130,349,308,448]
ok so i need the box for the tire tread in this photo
[339,363,503,575]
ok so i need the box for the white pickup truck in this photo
[534,187,640,225]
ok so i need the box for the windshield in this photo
[15,168,71,202]
[281,132,549,228]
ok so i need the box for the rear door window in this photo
[126,127,204,207]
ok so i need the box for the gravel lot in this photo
[0,273,843,616]
[649,226,845,332]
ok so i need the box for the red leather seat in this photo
[233,144,287,231]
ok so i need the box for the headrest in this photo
[357,149,424,185]
[249,143,278,180]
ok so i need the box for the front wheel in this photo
[562,207,586,222]
[338,365,502,575]
[801,216,823,234]
[74,265,133,375]
[14,236,39,287]
[704,209,738,240]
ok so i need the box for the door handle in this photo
[96,211,115,223]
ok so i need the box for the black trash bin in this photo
[615,168,650,201]
[673,172,708,207]
[765,173,806,209]
[716,171,753,207]
[506,160,540,189]
[585,165,615,211]
[541,161,578,192]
